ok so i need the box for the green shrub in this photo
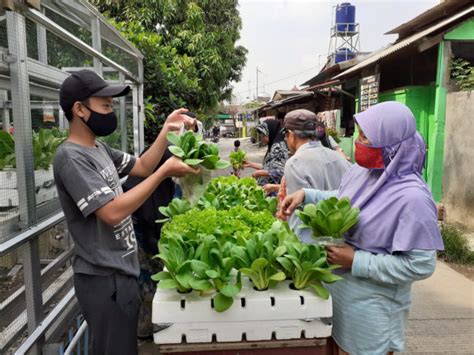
[449,57,474,91]
[439,224,474,265]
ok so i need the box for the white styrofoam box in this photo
[153,279,332,344]
[0,167,57,207]
[0,186,58,207]
[0,167,54,189]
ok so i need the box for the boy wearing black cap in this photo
[54,70,198,354]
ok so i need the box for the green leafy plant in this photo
[450,57,474,91]
[439,224,474,265]
[0,130,15,170]
[161,206,277,244]
[0,128,67,171]
[167,131,230,204]
[98,130,121,150]
[326,128,341,143]
[296,197,359,240]
[154,213,342,310]
[152,236,195,294]
[33,128,67,170]
[191,236,241,312]
[277,242,341,299]
[167,131,229,170]
[229,149,246,171]
[153,234,241,312]
[157,198,192,222]
[198,176,277,213]
[233,222,294,291]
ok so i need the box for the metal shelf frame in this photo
[0,1,144,353]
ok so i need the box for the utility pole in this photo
[256,66,259,100]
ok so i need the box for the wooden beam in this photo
[1,0,16,11]
[26,0,41,10]
[158,338,327,353]
[417,33,444,53]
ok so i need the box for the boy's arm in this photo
[95,157,197,225]
[130,108,194,177]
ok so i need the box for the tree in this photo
[90,0,247,143]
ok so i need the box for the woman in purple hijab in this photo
[281,102,444,354]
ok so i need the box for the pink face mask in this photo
[354,141,384,169]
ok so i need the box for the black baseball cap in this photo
[59,69,130,118]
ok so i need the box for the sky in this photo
[231,0,439,103]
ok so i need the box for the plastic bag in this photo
[177,167,213,205]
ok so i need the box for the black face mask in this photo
[81,104,117,137]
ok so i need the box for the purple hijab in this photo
[338,102,444,254]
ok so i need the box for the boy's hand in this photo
[163,108,194,132]
[162,156,200,177]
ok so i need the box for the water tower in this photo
[328,3,360,65]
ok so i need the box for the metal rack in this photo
[0,1,144,353]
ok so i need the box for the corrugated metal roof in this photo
[301,56,367,87]
[334,6,474,80]
[271,90,312,101]
[253,91,314,113]
[386,0,473,39]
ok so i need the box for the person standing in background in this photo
[316,121,350,161]
[244,119,289,188]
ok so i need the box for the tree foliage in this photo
[90,0,247,143]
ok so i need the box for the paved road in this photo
[213,137,266,178]
[400,261,474,354]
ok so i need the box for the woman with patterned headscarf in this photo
[244,119,289,187]
[280,102,444,354]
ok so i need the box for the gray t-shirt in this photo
[54,141,139,277]
[284,141,351,242]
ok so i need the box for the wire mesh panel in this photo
[126,106,135,154]
[102,39,139,78]
[0,95,22,242]
[0,221,73,354]
[25,18,38,61]
[0,18,7,49]
[29,94,64,219]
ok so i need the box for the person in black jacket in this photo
[122,147,175,339]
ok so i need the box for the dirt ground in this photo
[447,262,474,281]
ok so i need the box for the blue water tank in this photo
[335,48,355,63]
[336,3,356,33]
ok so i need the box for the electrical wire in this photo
[232,64,322,96]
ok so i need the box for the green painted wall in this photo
[377,42,450,202]
[427,42,448,202]
[378,86,435,182]
[339,137,354,159]
[444,18,474,40]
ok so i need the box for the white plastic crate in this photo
[152,279,332,344]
